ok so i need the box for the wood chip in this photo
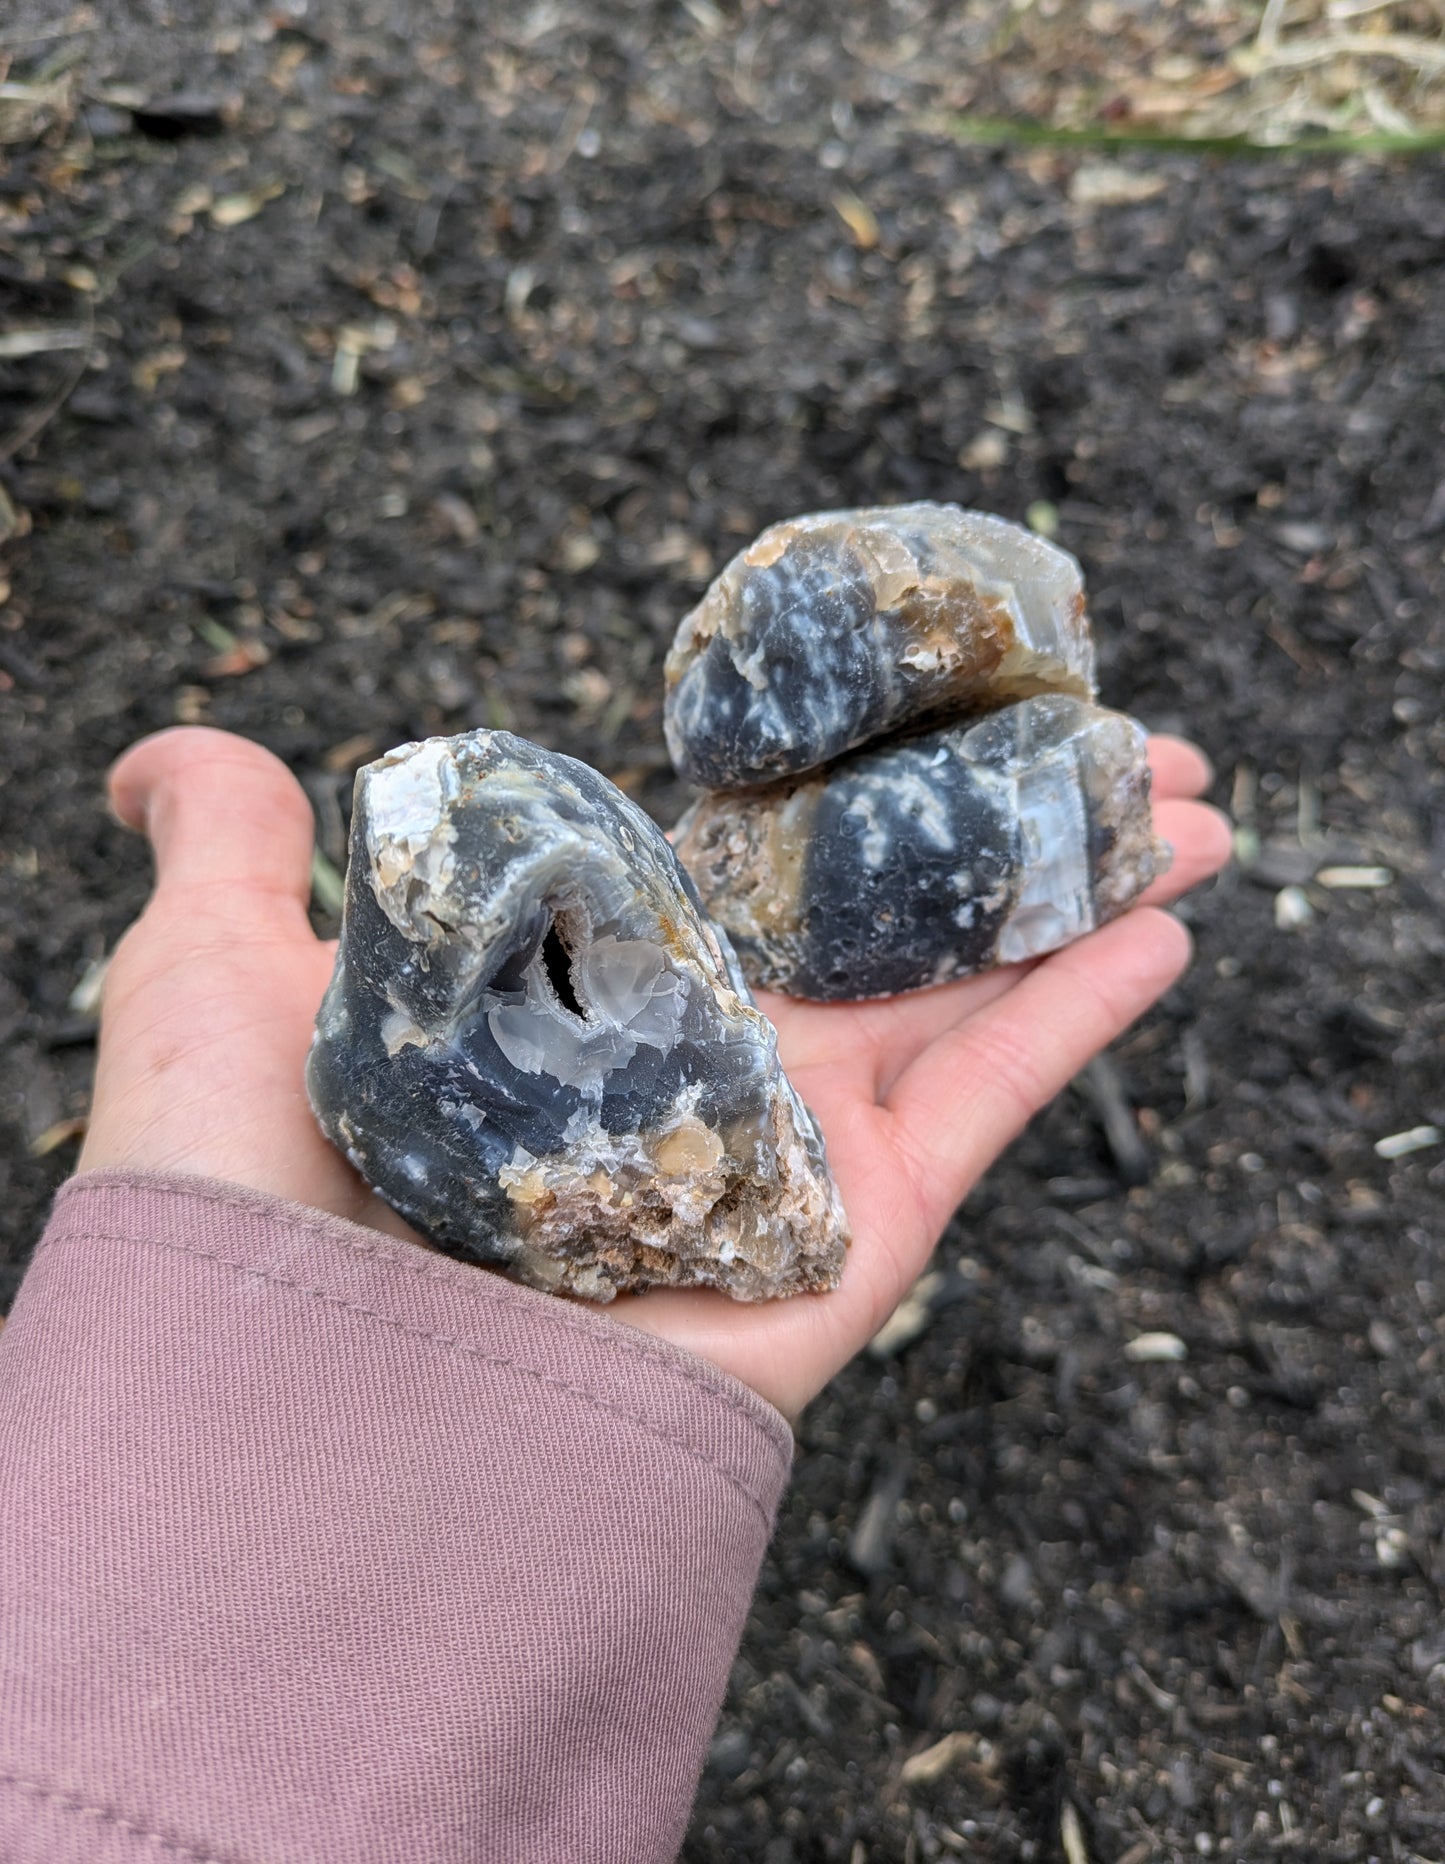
[0,327,90,359]
[1315,865,1392,888]
[867,1270,944,1357]
[1374,1125,1441,1160]
[1125,1332,1188,1363]
[958,429,1010,471]
[202,641,270,677]
[848,1457,909,1577]
[1081,1053,1152,1186]
[1068,163,1170,206]
[900,1730,978,1786]
[323,733,381,773]
[1060,1801,1090,1864]
[832,191,880,249]
[68,954,110,1017]
[29,1116,87,1157]
[210,182,285,227]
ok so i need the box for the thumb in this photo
[78,730,346,1198]
[109,726,318,927]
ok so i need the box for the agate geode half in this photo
[666,503,1166,999]
[664,503,1096,791]
[307,731,848,1301]
[673,696,1167,1001]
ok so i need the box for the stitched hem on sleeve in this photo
[0,1770,235,1864]
[44,1169,795,1513]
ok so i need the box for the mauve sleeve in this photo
[0,1170,793,1864]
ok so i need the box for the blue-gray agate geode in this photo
[307,731,849,1301]
[665,504,1096,791]
[672,697,1168,1001]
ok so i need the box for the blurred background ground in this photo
[2,4,1444,1860]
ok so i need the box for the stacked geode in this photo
[666,504,1168,1000]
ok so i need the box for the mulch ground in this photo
[2,5,1444,1859]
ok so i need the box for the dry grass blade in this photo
[920,0,1445,151]
[0,297,93,465]
[1257,0,1291,51]
[0,327,90,359]
[1240,27,1445,70]
[0,43,95,463]
[310,850,347,918]
[0,74,75,144]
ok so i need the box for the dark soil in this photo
[3,6,1444,1859]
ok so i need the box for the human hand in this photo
[79,727,1229,1420]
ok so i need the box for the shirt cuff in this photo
[0,1170,792,1864]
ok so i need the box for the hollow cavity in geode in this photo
[671,697,1168,1001]
[306,731,848,1301]
[664,503,1096,791]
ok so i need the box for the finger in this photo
[777,796,1228,1093]
[610,1266,867,1425]
[110,727,318,926]
[886,905,1191,1237]
[1148,734,1213,798]
[772,967,1023,1088]
[1139,798,1232,906]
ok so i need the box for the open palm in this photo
[80,728,1229,1419]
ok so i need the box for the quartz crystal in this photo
[665,503,1096,791]
[671,697,1168,1000]
[307,731,848,1300]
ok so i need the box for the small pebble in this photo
[1000,1554,1035,1606]
[1368,1319,1398,1357]
[1376,1527,1409,1568]
[1274,884,1314,929]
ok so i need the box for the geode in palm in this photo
[307,731,848,1301]
[671,697,1168,1001]
[664,503,1096,791]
